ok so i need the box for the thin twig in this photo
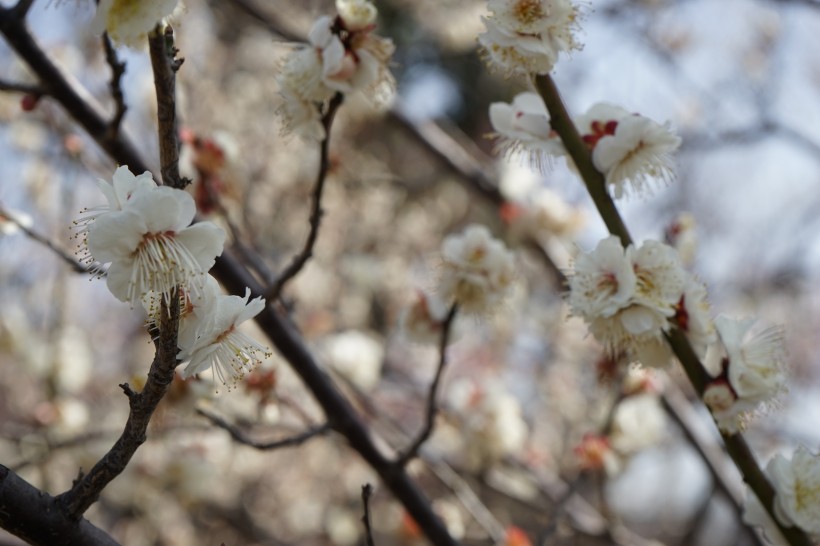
[395,304,458,466]
[534,72,813,546]
[225,0,303,42]
[102,33,127,141]
[0,206,93,274]
[196,408,330,450]
[0,78,43,95]
[266,93,344,300]
[361,483,376,546]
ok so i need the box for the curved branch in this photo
[196,408,330,450]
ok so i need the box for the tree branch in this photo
[196,408,330,450]
[266,93,344,300]
[395,304,458,466]
[102,32,127,141]
[0,466,119,546]
[148,24,185,189]
[534,72,813,546]
[361,483,376,546]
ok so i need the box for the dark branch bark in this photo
[0,466,119,546]
[148,25,185,189]
[361,483,376,546]
[102,33,127,141]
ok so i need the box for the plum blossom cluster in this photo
[277,0,395,140]
[567,235,714,366]
[478,0,583,76]
[490,94,682,199]
[76,167,268,390]
[93,0,181,48]
[438,224,516,315]
[702,316,786,433]
[744,446,820,540]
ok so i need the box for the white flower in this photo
[85,181,226,307]
[742,485,789,545]
[703,316,786,433]
[276,87,327,141]
[178,288,269,390]
[438,224,516,314]
[479,0,582,76]
[336,0,377,31]
[676,275,715,359]
[665,212,697,267]
[489,92,565,166]
[448,379,527,470]
[767,447,820,534]
[322,330,384,391]
[569,236,690,357]
[610,393,666,455]
[574,103,681,198]
[93,0,180,48]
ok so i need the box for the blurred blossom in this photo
[703,316,786,433]
[447,378,528,470]
[438,224,516,315]
[401,290,449,344]
[760,447,820,536]
[609,393,667,455]
[575,433,621,475]
[665,212,698,267]
[93,0,181,48]
[322,330,384,391]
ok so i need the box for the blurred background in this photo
[1,0,820,544]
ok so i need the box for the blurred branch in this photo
[395,304,458,466]
[266,93,344,300]
[102,33,127,141]
[0,466,118,546]
[148,25,185,189]
[12,0,35,17]
[361,484,376,546]
[0,7,152,175]
[196,408,330,450]
[0,205,93,274]
[224,0,303,42]
[534,72,813,546]
[0,78,42,95]
[388,108,567,286]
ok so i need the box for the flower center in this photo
[582,120,618,148]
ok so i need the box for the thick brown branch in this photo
[395,304,458,466]
[0,466,119,546]
[56,296,181,518]
[267,93,344,300]
[148,25,185,189]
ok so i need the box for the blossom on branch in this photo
[93,0,180,48]
[703,316,786,433]
[178,284,270,390]
[489,92,564,167]
[78,167,226,308]
[438,224,516,314]
[568,236,714,364]
[277,0,395,140]
[478,0,583,76]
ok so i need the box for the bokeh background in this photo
[2,0,820,544]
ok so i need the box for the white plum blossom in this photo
[609,393,667,455]
[575,103,682,199]
[568,236,712,362]
[479,0,583,76]
[447,378,528,470]
[322,330,384,391]
[703,316,786,433]
[438,224,516,314]
[178,287,269,390]
[81,169,226,307]
[489,92,564,166]
[93,0,180,48]
[766,447,820,535]
[277,0,394,139]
